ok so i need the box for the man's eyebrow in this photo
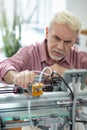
[56,35,71,41]
[64,40,72,43]
[54,35,72,43]
[54,35,61,40]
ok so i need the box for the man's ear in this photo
[45,27,48,38]
[75,37,80,44]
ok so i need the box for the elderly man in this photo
[0,10,87,130]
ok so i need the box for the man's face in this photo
[46,23,78,61]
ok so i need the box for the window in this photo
[0,0,67,47]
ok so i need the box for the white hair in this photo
[49,11,82,33]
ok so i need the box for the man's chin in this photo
[51,56,64,62]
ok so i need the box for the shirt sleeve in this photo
[0,46,32,80]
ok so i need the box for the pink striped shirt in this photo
[0,40,87,79]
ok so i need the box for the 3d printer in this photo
[0,68,87,130]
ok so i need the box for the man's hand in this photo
[4,70,36,88]
[49,64,68,76]
[4,64,68,88]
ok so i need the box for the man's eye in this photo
[64,41,72,44]
[55,36,60,41]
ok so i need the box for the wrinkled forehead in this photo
[49,23,78,40]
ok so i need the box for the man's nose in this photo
[57,40,64,50]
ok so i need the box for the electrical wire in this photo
[28,100,39,130]
[38,67,52,83]
[51,71,74,100]
[51,71,75,130]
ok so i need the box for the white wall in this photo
[66,0,87,52]
[66,0,87,29]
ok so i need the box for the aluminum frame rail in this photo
[0,91,87,129]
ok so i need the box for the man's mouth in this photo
[52,50,64,57]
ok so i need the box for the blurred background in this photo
[0,0,87,59]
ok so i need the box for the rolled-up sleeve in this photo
[0,46,31,80]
